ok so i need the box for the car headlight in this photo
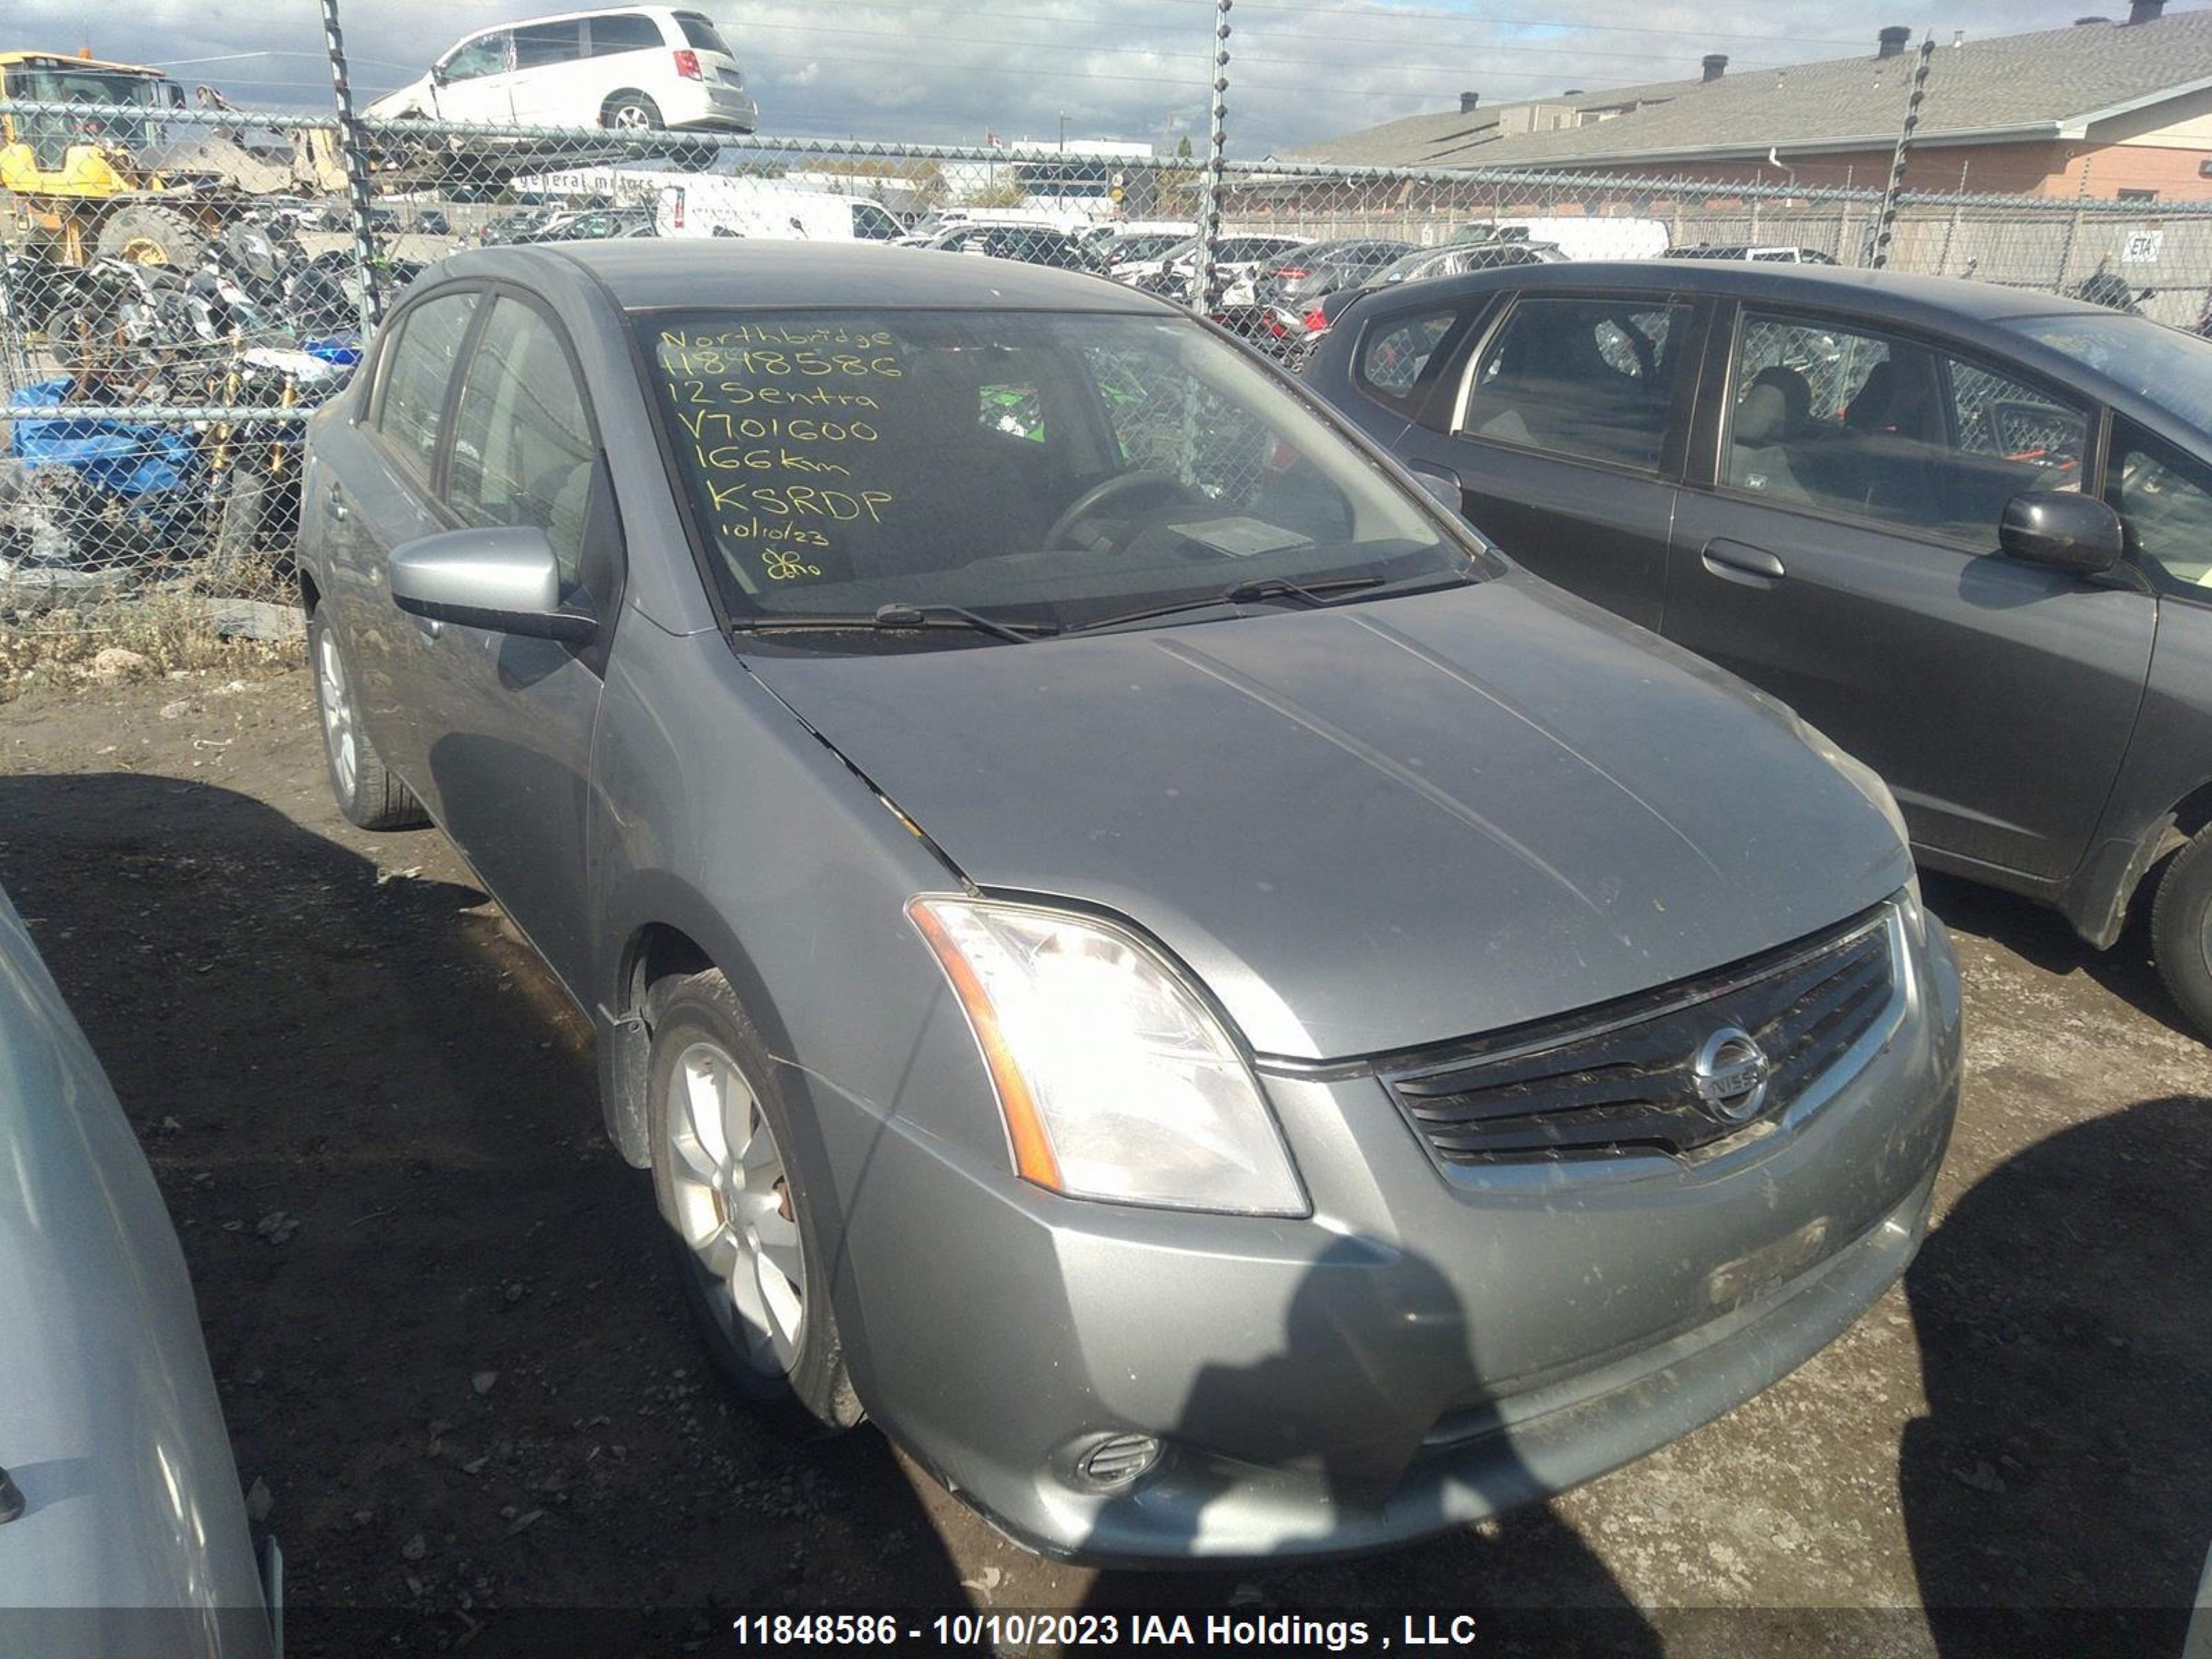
[907,897,1306,1217]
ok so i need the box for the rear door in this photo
[1390,286,1705,631]
[1661,303,2154,882]
[402,290,618,997]
[581,10,668,116]
[316,285,487,792]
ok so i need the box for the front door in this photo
[1662,305,2154,883]
[1390,288,1703,632]
[429,30,517,124]
[402,292,614,999]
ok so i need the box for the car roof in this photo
[1393,258,2121,330]
[431,239,1168,312]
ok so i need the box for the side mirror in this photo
[1998,490,2124,578]
[389,526,596,644]
[1407,463,1463,516]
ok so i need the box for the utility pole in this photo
[1866,33,1936,270]
[318,0,383,331]
[1190,0,1232,312]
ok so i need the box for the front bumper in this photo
[827,907,1962,1563]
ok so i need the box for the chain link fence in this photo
[6,80,2212,639]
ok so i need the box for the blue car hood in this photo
[744,574,1910,1061]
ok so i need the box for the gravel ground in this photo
[1,664,2206,1658]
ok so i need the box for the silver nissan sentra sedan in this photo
[299,241,1960,1563]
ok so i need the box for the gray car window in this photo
[373,290,482,483]
[1358,309,1457,407]
[1725,311,2088,542]
[2107,418,2212,594]
[445,299,596,584]
[1461,295,1687,471]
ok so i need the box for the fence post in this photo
[2056,156,2093,294]
[1190,0,1232,314]
[1866,34,1936,269]
[319,0,384,335]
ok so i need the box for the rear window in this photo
[676,13,733,54]
[374,290,482,480]
[1357,308,1461,411]
[587,13,664,55]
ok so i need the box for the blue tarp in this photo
[8,377,197,496]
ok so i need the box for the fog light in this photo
[1074,1432,1161,1491]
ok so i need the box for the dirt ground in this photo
[1,664,2207,1658]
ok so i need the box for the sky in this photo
[15,0,2171,155]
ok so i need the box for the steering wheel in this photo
[1043,469,1194,551]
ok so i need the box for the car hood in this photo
[362,77,430,120]
[743,574,1910,1060]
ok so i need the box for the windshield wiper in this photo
[732,602,1058,645]
[1066,573,1400,635]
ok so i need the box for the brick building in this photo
[1284,1,2212,202]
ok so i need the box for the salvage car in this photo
[1304,260,2212,1040]
[299,241,1960,1562]
[0,883,277,1656]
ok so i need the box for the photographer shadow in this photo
[1078,1237,1664,1653]
[1902,1094,2212,1656]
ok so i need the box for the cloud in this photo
[12,0,2138,155]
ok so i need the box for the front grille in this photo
[1385,908,1896,1165]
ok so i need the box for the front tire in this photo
[2151,827,2212,1041]
[309,611,427,831]
[645,970,861,1430]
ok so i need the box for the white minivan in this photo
[364,6,758,133]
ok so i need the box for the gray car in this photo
[298,241,1960,1562]
[0,885,277,1656]
[1300,260,2212,1040]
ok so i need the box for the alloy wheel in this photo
[316,629,358,800]
[663,1040,806,1376]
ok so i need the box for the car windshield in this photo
[637,306,1470,637]
[2003,311,2212,432]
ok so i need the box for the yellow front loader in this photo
[1,50,345,271]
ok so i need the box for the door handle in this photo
[324,481,347,523]
[1700,538,1786,585]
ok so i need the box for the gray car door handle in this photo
[324,481,347,523]
[1700,538,1786,584]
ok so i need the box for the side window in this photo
[444,299,597,585]
[851,202,900,241]
[441,32,510,81]
[512,21,583,69]
[586,14,664,55]
[373,290,482,482]
[1460,294,1688,471]
[1356,308,1459,410]
[1723,310,2088,541]
[2107,419,2212,594]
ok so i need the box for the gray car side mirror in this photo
[1407,463,1463,516]
[389,526,597,644]
[1997,490,2124,578]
